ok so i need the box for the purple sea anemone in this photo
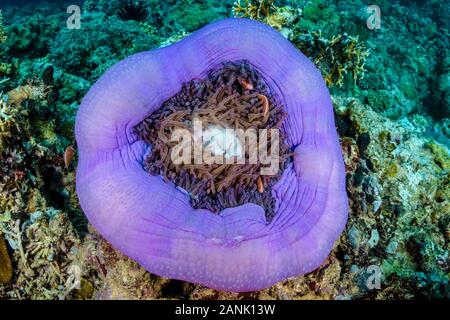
[75,18,348,292]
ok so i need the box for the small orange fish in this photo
[64,146,75,169]
[239,78,254,91]
[257,176,264,193]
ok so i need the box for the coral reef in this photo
[5,79,49,106]
[69,95,449,300]
[294,31,369,87]
[233,1,369,87]
[5,14,59,57]
[49,12,159,80]
[0,69,82,271]
[358,0,446,119]
[297,0,341,33]
[0,10,6,44]
[427,55,450,120]
[0,0,448,300]
[233,0,301,38]
[74,227,157,300]
[0,210,80,299]
[233,0,276,20]
[0,91,45,215]
[0,231,13,284]
[157,0,227,35]
[0,81,65,216]
[335,98,449,298]
[0,61,14,76]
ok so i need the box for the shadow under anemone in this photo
[75,18,348,292]
[135,61,291,221]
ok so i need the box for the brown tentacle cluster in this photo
[135,61,291,221]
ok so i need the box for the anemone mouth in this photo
[135,60,292,221]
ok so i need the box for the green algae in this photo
[400,81,418,100]
[367,91,388,113]
[384,162,399,178]
[427,141,450,171]
[300,0,340,32]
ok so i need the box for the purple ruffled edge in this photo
[75,18,348,292]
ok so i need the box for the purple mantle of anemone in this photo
[75,18,349,292]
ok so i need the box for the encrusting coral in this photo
[233,0,276,20]
[233,2,369,88]
[295,31,370,87]
[4,79,50,107]
[0,62,14,77]
[49,12,159,80]
[233,0,301,37]
[334,97,449,298]
[5,14,58,57]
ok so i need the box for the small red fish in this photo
[64,146,75,169]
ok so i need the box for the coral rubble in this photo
[0,210,80,299]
